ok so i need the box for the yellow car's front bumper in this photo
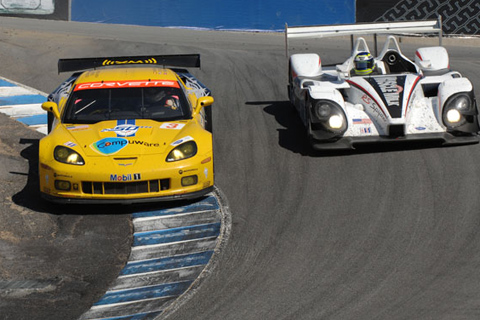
[39,152,214,204]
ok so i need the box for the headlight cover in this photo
[442,93,474,128]
[54,146,85,165]
[166,141,197,162]
[313,100,347,133]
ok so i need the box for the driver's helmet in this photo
[353,52,375,75]
[144,87,167,105]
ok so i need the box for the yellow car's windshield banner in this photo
[74,80,179,91]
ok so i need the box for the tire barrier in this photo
[375,0,480,35]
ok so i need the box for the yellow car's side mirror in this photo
[42,101,61,120]
[194,96,214,114]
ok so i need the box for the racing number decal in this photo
[160,123,185,130]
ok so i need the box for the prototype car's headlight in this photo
[442,93,473,128]
[446,109,461,123]
[54,146,85,165]
[328,115,344,129]
[313,100,347,133]
[166,141,197,162]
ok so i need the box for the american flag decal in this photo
[353,118,372,124]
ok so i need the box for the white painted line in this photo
[130,236,218,252]
[31,125,48,135]
[0,86,40,96]
[0,77,48,133]
[0,103,44,117]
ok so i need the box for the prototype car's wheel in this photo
[287,63,297,107]
[305,97,315,147]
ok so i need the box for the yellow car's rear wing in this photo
[285,17,443,56]
[58,54,201,73]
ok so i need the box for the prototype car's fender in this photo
[308,86,345,108]
[438,77,479,133]
[305,87,348,141]
[415,46,449,72]
[290,53,322,78]
[438,77,473,106]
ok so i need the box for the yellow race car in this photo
[39,54,214,204]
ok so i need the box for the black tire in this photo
[47,111,53,134]
[204,104,213,133]
[304,97,315,150]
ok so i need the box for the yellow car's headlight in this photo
[166,141,197,162]
[54,146,85,165]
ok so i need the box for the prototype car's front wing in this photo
[310,132,479,150]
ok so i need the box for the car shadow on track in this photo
[247,100,313,156]
[259,100,464,157]
[11,138,212,215]
[11,138,46,210]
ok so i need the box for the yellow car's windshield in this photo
[63,86,190,124]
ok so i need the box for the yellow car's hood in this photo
[62,119,194,157]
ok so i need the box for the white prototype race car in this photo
[286,19,479,150]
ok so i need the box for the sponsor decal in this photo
[353,118,372,124]
[415,127,427,131]
[161,122,186,130]
[92,137,128,155]
[366,76,406,118]
[348,80,388,122]
[361,94,387,122]
[361,127,371,134]
[66,125,89,131]
[171,136,194,146]
[64,141,77,147]
[102,58,158,66]
[75,80,179,91]
[110,173,142,182]
[129,140,160,147]
[101,120,152,137]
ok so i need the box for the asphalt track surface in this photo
[2,17,480,320]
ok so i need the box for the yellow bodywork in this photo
[39,67,214,203]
